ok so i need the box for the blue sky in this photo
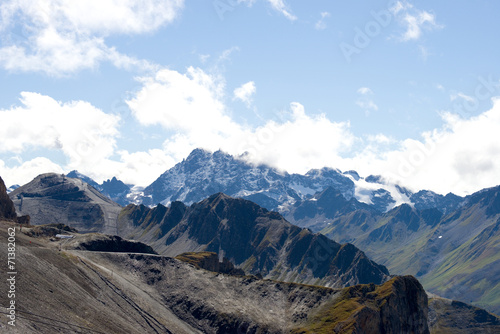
[1,0,500,195]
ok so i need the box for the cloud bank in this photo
[0,0,184,75]
[2,64,500,197]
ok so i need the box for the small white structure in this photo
[55,234,74,239]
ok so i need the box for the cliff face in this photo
[0,176,17,220]
[293,275,429,334]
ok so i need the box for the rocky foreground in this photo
[1,220,499,333]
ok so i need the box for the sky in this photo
[1,0,500,196]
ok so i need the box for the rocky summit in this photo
[9,173,121,234]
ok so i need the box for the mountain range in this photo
[117,192,390,288]
[0,219,437,333]
[288,184,500,315]
[60,149,463,214]
[3,148,500,324]
[136,149,465,215]
[2,165,500,332]
[8,173,389,289]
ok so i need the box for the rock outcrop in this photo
[176,251,245,276]
[293,275,429,334]
[0,175,29,223]
[0,176,17,220]
[64,234,157,254]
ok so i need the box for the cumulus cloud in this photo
[0,92,120,158]
[127,67,356,174]
[124,68,500,195]
[114,149,176,187]
[3,68,500,196]
[127,66,247,161]
[390,1,442,42]
[0,92,121,183]
[240,103,356,173]
[233,81,256,107]
[0,0,184,75]
[0,157,64,187]
[349,98,500,195]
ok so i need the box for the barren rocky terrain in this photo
[1,220,499,333]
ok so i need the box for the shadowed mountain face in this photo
[9,173,122,234]
[0,176,17,220]
[117,193,390,288]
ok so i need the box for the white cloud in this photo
[0,0,184,75]
[351,98,500,195]
[199,54,210,64]
[127,67,356,174]
[233,81,256,107]
[315,11,330,30]
[266,0,297,21]
[367,134,394,145]
[0,92,120,158]
[127,66,245,161]
[3,67,500,197]
[114,149,176,186]
[240,103,356,173]
[419,45,430,60]
[0,157,64,188]
[390,1,442,42]
[0,92,121,183]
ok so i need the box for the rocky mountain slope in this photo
[0,176,17,221]
[9,173,122,234]
[117,192,391,288]
[1,219,499,334]
[319,185,500,315]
